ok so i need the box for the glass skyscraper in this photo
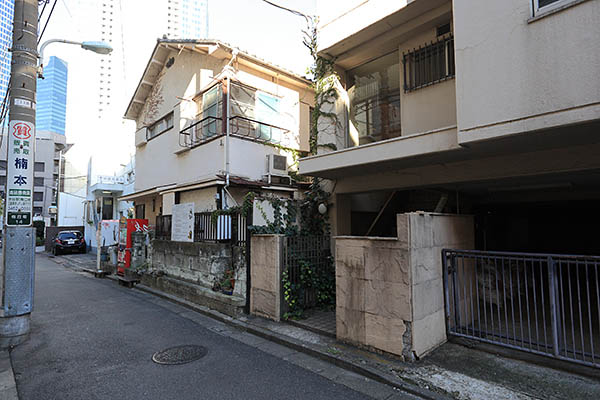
[37,56,68,135]
[167,0,209,39]
[0,0,14,129]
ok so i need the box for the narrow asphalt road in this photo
[10,254,407,400]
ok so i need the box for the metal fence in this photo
[282,235,331,308]
[155,215,171,240]
[155,212,248,246]
[442,249,600,368]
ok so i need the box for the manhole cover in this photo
[152,345,207,365]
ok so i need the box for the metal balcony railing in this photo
[179,115,290,149]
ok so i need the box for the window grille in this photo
[403,36,455,92]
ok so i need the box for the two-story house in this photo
[298,0,600,366]
[122,39,313,228]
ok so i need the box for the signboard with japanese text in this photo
[171,203,195,242]
[6,120,34,226]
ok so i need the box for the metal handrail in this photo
[179,116,223,148]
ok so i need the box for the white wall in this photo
[58,190,85,227]
[454,0,600,142]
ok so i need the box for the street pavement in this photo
[10,254,410,400]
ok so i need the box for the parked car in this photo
[53,231,86,255]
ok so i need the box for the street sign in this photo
[6,120,34,226]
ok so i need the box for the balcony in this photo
[179,80,292,150]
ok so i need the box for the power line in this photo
[260,0,310,22]
[38,0,58,45]
[38,0,48,22]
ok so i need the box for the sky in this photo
[38,0,316,177]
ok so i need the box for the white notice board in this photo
[171,203,195,242]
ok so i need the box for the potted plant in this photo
[220,269,235,295]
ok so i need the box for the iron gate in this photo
[442,249,600,368]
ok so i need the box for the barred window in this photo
[403,36,455,92]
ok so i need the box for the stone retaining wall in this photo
[148,240,246,299]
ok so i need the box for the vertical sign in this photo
[6,120,34,226]
[171,203,195,242]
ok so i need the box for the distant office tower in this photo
[167,0,209,39]
[37,56,68,135]
[0,0,14,128]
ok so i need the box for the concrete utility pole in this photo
[0,0,38,348]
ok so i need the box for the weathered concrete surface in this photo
[149,239,246,298]
[250,235,283,321]
[335,212,474,359]
[0,351,18,400]
[140,274,245,317]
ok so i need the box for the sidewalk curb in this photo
[133,283,450,400]
[0,351,19,400]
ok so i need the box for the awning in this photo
[118,184,176,201]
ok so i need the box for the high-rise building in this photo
[37,56,68,135]
[167,0,208,39]
[0,0,14,128]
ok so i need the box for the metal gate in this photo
[442,249,600,368]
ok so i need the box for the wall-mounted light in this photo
[318,203,327,215]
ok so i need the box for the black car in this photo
[53,231,86,255]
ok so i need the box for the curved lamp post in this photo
[38,39,113,77]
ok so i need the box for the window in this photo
[33,192,44,201]
[33,207,43,215]
[348,51,401,146]
[34,162,45,172]
[403,36,454,92]
[0,160,6,170]
[102,197,113,220]
[146,112,174,140]
[533,0,580,16]
[34,177,44,186]
[135,204,145,219]
[197,84,222,140]
[255,92,282,142]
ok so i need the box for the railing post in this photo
[442,250,452,335]
[548,256,560,357]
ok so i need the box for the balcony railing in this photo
[179,114,290,149]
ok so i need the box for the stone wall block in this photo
[411,246,439,285]
[364,313,406,356]
[365,279,411,320]
[365,245,410,285]
[336,307,365,344]
[409,213,433,249]
[336,275,365,311]
[251,288,278,321]
[412,278,444,321]
[396,214,410,246]
[411,309,446,358]
[335,241,366,279]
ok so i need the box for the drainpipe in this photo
[221,50,239,210]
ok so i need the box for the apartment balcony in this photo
[178,80,294,151]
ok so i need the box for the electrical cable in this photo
[38,0,48,22]
[260,0,310,22]
[38,0,58,45]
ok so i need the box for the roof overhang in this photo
[319,0,452,70]
[118,184,177,201]
[124,39,312,121]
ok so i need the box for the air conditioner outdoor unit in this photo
[265,154,291,185]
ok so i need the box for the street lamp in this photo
[38,39,113,77]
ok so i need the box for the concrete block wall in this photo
[249,235,284,321]
[335,212,474,359]
[149,240,247,299]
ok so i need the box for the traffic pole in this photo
[0,0,38,348]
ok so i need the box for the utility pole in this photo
[0,0,38,347]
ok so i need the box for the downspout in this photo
[222,49,239,209]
